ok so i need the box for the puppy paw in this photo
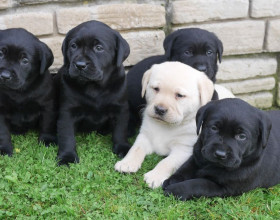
[162,174,185,190]
[163,183,189,201]
[0,145,13,156]
[39,133,57,147]
[57,151,79,166]
[113,143,131,158]
[144,170,170,189]
[115,159,141,173]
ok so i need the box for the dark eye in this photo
[176,93,185,98]
[21,58,29,65]
[235,133,247,141]
[71,43,77,50]
[184,50,193,56]
[211,125,218,131]
[153,87,159,92]
[0,50,4,59]
[94,45,104,52]
[206,50,213,56]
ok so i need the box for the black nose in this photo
[154,105,167,116]
[0,70,12,80]
[214,150,227,160]
[195,64,207,72]
[74,61,88,70]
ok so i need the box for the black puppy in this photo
[163,98,280,200]
[0,28,57,156]
[55,20,130,165]
[127,28,223,135]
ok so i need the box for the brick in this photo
[266,20,280,52]
[251,0,280,18]
[217,57,277,81]
[122,30,165,66]
[219,77,275,95]
[56,4,165,34]
[56,8,91,34]
[237,92,273,109]
[40,36,64,72]
[91,4,165,31]
[172,0,249,24]
[1,12,53,36]
[174,20,265,55]
[0,0,12,9]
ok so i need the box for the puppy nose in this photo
[74,61,88,70]
[154,105,167,116]
[214,150,227,160]
[195,64,207,72]
[0,70,12,80]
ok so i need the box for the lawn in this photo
[1,131,280,219]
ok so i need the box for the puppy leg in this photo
[0,116,13,156]
[162,156,198,189]
[38,100,57,146]
[112,102,131,158]
[164,178,225,201]
[115,133,152,173]
[57,112,79,165]
[144,147,193,189]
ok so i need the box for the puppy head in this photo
[62,20,130,83]
[0,28,53,90]
[141,61,214,125]
[163,28,223,82]
[195,98,272,169]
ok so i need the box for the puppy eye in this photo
[94,45,104,52]
[235,133,247,141]
[153,87,159,92]
[21,58,29,65]
[211,125,218,131]
[71,43,77,50]
[0,50,4,59]
[175,93,185,98]
[184,50,193,56]
[206,50,213,56]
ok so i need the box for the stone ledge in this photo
[172,0,249,24]
[266,19,280,52]
[237,92,273,109]
[217,57,277,81]
[174,20,266,55]
[251,0,280,18]
[220,77,275,94]
[56,4,165,34]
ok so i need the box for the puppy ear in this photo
[116,33,130,68]
[39,42,54,74]
[196,103,210,135]
[61,37,68,64]
[163,31,179,60]
[258,112,272,148]
[141,68,152,98]
[216,37,223,63]
[197,73,214,106]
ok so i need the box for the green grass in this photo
[1,132,280,219]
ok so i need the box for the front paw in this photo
[164,182,189,201]
[113,143,131,158]
[57,151,79,166]
[144,170,170,189]
[39,133,57,147]
[115,158,141,173]
[0,145,13,156]
[162,174,185,190]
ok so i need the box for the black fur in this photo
[0,28,56,156]
[163,98,280,200]
[127,28,223,136]
[55,20,131,165]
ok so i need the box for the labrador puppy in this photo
[163,98,280,200]
[0,28,56,156]
[115,62,214,188]
[55,20,130,165]
[127,28,233,136]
